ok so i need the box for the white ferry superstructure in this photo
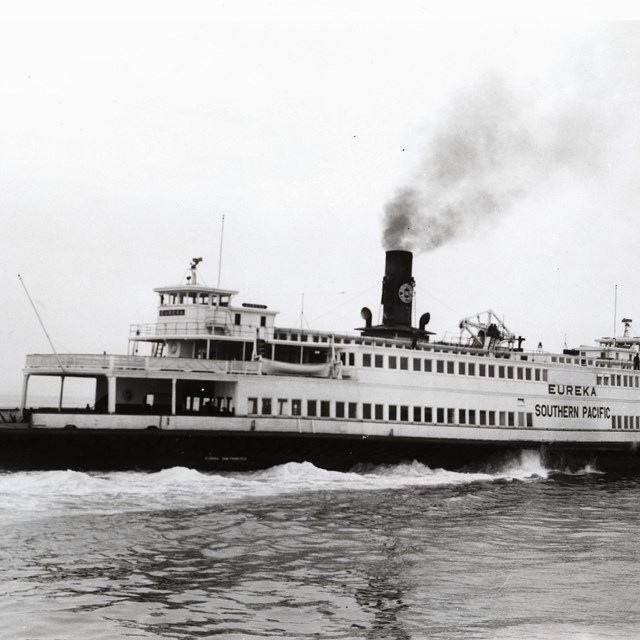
[7,250,640,472]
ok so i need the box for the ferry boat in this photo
[6,250,640,472]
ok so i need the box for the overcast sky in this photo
[2,4,640,401]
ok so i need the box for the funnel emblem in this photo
[398,283,414,304]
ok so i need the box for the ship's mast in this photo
[613,284,618,344]
[217,214,225,288]
[18,275,65,369]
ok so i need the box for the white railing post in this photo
[107,376,116,414]
[58,376,65,412]
[20,374,29,416]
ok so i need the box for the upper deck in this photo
[24,334,640,379]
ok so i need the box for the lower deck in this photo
[19,352,640,451]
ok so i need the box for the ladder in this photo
[153,342,165,357]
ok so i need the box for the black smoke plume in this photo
[382,46,627,254]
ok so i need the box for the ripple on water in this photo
[1,462,639,639]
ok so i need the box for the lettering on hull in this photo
[535,404,610,419]
[548,384,597,397]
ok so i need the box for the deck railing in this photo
[129,322,269,340]
[25,354,262,375]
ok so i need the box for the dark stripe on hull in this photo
[0,428,640,472]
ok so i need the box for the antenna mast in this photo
[613,284,618,344]
[18,274,65,372]
[217,214,225,288]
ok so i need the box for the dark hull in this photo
[1,427,640,473]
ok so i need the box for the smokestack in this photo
[381,250,414,328]
[358,250,432,341]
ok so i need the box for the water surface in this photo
[1,454,638,639]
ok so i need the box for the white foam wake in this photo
[0,449,557,523]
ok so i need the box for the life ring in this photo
[169,343,178,354]
[123,389,132,401]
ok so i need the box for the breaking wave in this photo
[0,449,563,524]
